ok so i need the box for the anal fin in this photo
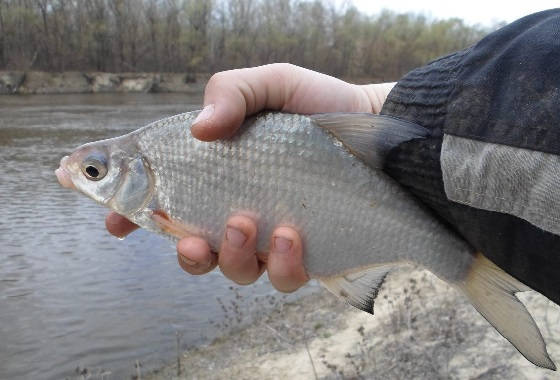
[458,253,556,370]
[320,265,392,315]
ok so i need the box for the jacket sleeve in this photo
[379,8,560,305]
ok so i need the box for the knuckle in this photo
[268,262,308,292]
[272,62,294,71]
[218,250,248,271]
[219,254,261,285]
[206,71,230,89]
[220,266,253,285]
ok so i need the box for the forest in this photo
[0,0,499,81]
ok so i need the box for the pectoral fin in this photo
[320,265,392,315]
[458,253,556,370]
[151,210,201,240]
[310,113,428,169]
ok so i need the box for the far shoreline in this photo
[0,71,382,96]
[0,71,209,95]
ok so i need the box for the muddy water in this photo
[0,94,310,380]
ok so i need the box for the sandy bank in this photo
[145,269,559,380]
[0,71,207,95]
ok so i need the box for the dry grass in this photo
[145,269,560,380]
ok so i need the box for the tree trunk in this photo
[0,0,5,68]
[36,0,51,70]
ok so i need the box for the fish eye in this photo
[81,154,108,181]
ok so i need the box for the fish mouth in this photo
[55,156,76,190]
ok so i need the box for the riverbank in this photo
[0,71,208,95]
[142,269,559,380]
[0,71,387,96]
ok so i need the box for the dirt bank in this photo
[143,269,559,380]
[0,71,207,95]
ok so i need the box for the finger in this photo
[105,212,138,238]
[267,226,309,292]
[176,237,218,275]
[191,63,293,141]
[218,215,265,285]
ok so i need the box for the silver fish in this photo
[55,111,555,370]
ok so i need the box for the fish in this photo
[55,111,556,370]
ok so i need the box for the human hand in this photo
[105,63,395,292]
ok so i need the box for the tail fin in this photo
[458,253,556,370]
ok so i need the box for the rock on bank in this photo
[0,71,206,94]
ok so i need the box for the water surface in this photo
[0,94,310,379]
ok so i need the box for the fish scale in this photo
[131,112,472,281]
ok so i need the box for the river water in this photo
[0,94,311,379]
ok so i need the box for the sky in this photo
[344,0,559,26]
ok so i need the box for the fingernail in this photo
[193,104,214,125]
[179,254,198,266]
[273,236,292,253]
[226,226,247,248]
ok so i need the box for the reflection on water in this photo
[0,94,311,380]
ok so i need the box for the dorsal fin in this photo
[320,265,392,315]
[310,113,428,168]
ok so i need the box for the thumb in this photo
[190,64,292,141]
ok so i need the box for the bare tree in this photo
[143,0,160,71]
[182,0,212,72]
[84,0,111,71]
[0,0,6,68]
[0,0,492,79]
